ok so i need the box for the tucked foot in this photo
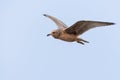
[77,41,85,45]
[80,38,89,43]
[76,38,89,45]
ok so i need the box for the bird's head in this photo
[47,30,60,38]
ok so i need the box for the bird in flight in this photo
[43,14,115,45]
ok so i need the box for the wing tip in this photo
[43,14,48,17]
[108,22,115,25]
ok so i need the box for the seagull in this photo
[43,14,115,45]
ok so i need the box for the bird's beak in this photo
[47,34,51,36]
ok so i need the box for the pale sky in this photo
[0,0,120,80]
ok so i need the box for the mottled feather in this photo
[65,21,115,35]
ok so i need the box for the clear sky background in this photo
[0,0,120,80]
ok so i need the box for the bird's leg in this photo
[76,38,89,45]
[80,38,89,43]
[77,41,85,45]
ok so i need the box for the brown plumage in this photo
[44,14,115,45]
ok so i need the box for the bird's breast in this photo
[58,32,77,42]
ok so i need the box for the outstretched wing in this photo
[65,20,115,35]
[43,14,68,30]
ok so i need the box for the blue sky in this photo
[0,0,120,80]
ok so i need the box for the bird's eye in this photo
[52,32,56,34]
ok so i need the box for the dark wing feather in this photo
[65,20,115,35]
